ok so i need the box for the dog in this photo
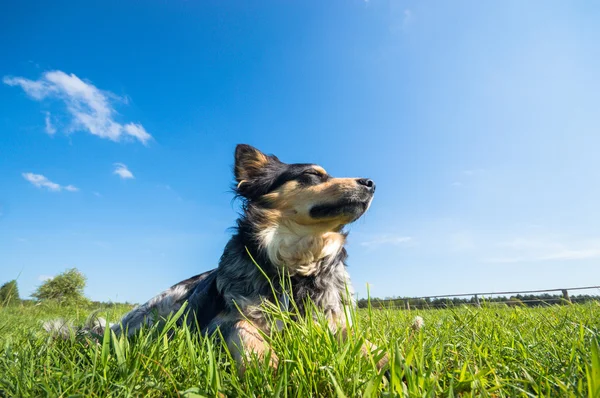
[48,144,388,373]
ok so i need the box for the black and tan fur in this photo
[51,144,387,373]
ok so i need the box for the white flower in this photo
[411,315,424,330]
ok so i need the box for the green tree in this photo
[0,280,20,306]
[32,268,88,304]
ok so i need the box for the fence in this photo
[368,285,600,310]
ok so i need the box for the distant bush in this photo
[32,268,88,305]
[358,292,600,309]
[0,280,20,306]
[506,297,525,307]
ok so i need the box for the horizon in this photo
[1,0,600,303]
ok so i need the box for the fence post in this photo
[475,294,481,308]
[561,289,571,303]
[406,300,411,311]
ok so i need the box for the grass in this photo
[0,301,599,397]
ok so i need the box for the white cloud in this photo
[361,235,413,248]
[3,70,151,144]
[4,76,49,99]
[23,173,61,191]
[93,191,102,197]
[44,112,56,135]
[123,123,150,143]
[22,172,79,192]
[113,163,134,179]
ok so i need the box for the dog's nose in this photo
[357,178,376,192]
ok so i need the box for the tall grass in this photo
[0,301,599,397]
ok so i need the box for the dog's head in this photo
[234,144,375,232]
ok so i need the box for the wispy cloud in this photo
[93,241,112,249]
[484,237,600,263]
[485,250,600,263]
[463,169,486,176]
[113,163,134,179]
[3,70,151,144]
[496,238,561,251]
[361,234,413,248]
[22,172,79,192]
[402,9,413,29]
[449,232,476,251]
[38,275,54,282]
[539,248,600,261]
[389,7,414,34]
[44,112,56,135]
[157,184,184,201]
[452,169,486,187]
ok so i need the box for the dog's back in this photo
[112,269,223,336]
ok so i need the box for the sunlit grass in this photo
[0,301,599,397]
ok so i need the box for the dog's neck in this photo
[256,220,346,276]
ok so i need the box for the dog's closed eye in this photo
[303,170,324,177]
[299,169,329,184]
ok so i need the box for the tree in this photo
[0,280,20,306]
[32,268,88,304]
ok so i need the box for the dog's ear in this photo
[234,144,271,183]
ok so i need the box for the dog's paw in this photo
[41,318,74,339]
[237,350,279,377]
[376,352,389,371]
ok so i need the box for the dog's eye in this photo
[303,170,321,177]
[297,169,327,185]
[303,170,327,178]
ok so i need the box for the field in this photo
[1,301,599,397]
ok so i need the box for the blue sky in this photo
[1,0,600,303]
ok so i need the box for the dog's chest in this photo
[285,262,351,314]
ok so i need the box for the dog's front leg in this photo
[331,315,389,371]
[226,320,279,376]
[359,336,389,370]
